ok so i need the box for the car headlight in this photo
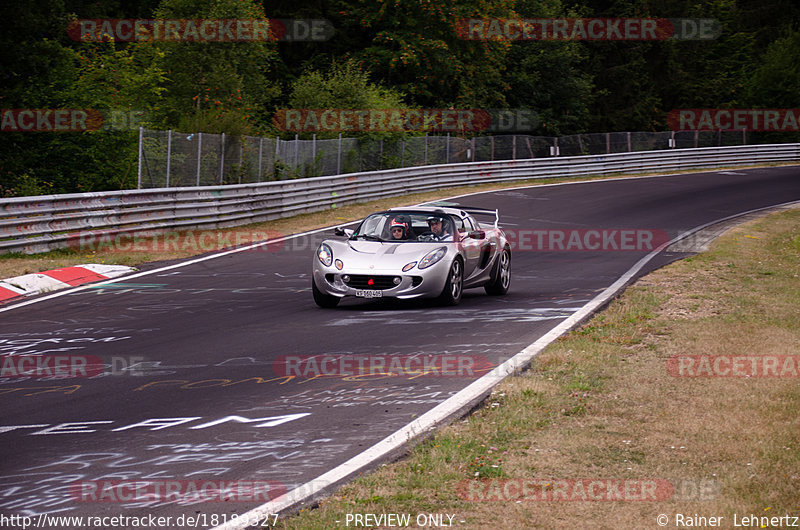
[418,247,447,269]
[317,244,333,267]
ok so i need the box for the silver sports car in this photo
[312,205,511,307]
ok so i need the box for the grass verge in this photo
[270,209,800,528]
[1,163,795,279]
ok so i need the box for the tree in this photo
[504,0,594,135]
[744,29,800,142]
[0,1,167,194]
[745,30,800,108]
[338,0,513,107]
[147,0,282,134]
[281,61,410,139]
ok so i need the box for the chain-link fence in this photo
[137,129,752,188]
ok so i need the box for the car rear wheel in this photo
[312,279,340,308]
[438,258,463,306]
[484,247,511,295]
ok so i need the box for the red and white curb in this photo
[0,264,136,303]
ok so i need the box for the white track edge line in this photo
[211,198,800,530]
[2,170,797,525]
[0,224,342,314]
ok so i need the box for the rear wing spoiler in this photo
[461,207,499,229]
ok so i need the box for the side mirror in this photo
[334,227,354,237]
[468,230,486,240]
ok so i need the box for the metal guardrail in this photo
[2,144,799,254]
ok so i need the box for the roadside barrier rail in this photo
[2,144,798,254]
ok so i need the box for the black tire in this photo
[484,246,511,295]
[312,279,340,308]
[438,258,463,306]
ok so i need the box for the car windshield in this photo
[353,212,456,242]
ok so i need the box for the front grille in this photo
[344,274,399,290]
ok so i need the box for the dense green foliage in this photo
[1,0,798,194]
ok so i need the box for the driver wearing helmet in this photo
[389,217,410,240]
[421,215,451,241]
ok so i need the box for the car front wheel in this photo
[312,279,340,308]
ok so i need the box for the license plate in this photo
[355,289,383,298]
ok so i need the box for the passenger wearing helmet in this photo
[389,217,410,240]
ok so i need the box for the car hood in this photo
[346,240,444,255]
[325,239,449,271]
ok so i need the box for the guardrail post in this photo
[694,130,698,148]
[424,133,428,165]
[669,130,675,148]
[137,126,143,189]
[446,133,451,163]
[196,132,202,186]
[166,129,172,187]
[401,139,405,167]
[742,128,747,145]
[219,132,226,184]
[512,135,517,160]
[627,131,631,152]
[606,132,610,154]
[491,136,494,161]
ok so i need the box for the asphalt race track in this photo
[1,166,799,527]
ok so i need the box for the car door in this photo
[457,215,484,280]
